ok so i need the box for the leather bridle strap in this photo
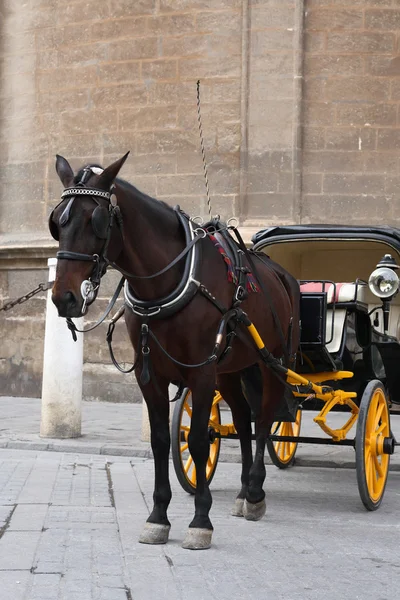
[106,224,206,280]
[65,275,125,340]
[57,251,98,262]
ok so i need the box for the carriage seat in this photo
[299,281,367,357]
[299,282,367,305]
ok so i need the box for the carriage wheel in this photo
[171,388,222,495]
[356,380,391,511]
[266,409,302,469]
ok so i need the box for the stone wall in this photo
[1,0,398,399]
[302,0,400,224]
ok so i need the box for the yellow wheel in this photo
[266,409,302,469]
[356,380,392,511]
[171,388,222,495]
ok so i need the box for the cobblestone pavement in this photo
[0,397,400,471]
[0,448,399,600]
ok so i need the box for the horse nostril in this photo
[64,291,76,306]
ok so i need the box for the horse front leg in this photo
[182,377,215,550]
[138,376,172,545]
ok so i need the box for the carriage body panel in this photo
[252,224,400,405]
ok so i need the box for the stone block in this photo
[306,8,363,30]
[162,34,211,58]
[377,129,400,150]
[39,89,90,113]
[304,55,363,77]
[323,173,385,195]
[304,31,326,53]
[364,152,399,174]
[160,0,241,10]
[109,0,156,17]
[91,84,148,108]
[325,127,376,151]
[303,127,325,150]
[244,192,295,222]
[325,77,390,102]
[57,1,110,24]
[38,66,98,91]
[303,150,364,173]
[251,5,295,29]
[147,14,196,35]
[179,55,240,79]
[156,173,206,196]
[251,29,294,55]
[91,17,147,40]
[365,55,400,77]
[120,106,177,131]
[302,173,323,194]
[327,31,395,53]
[303,102,335,126]
[142,59,178,80]
[108,38,158,61]
[336,103,397,126]
[365,8,400,30]
[57,43,108,67]
[196,10,241,34]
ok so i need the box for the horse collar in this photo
[124,209,202,320]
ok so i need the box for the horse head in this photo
[49,152,129,317]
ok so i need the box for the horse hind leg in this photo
[243,366,284,522]
[217,372,253,518]
[181,377,215,550]
[138,378,172,545]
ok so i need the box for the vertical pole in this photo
[40,258,83,438]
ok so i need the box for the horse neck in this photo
[115,185,185,300]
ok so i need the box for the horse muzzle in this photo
[52,289,82,318]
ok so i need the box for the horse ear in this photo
[98,152,130,188]
[55,155,74,188]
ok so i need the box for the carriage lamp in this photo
[368,254,400,334]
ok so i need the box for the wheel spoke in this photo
[181,425,190,432]
[184,402,192,418]
[376,422,385,437]
[180,443,188,453]
[373,402,384,430]
[184,455,193,474]
[189,465,197,484]
[373,453,383,479]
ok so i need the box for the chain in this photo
[196,80,212,219]
[0,281,54,313]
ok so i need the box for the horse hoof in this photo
[139,523,170,545]
[243,499,266,521]
[182,528,212,550]
[231,498,244,517]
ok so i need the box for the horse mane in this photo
[74,164,177,224]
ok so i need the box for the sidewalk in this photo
[0,397,399,470]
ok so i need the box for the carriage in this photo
[171,224,400,511]
[50,154,400,549]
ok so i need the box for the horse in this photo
[49,153,300,550]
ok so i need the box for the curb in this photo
[1,439,399,472]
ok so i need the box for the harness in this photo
[49,176,289,388]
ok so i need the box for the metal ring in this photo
[142,346,150,355]
[192,216,204,225]
[194,228,207,239]
[227,217,239,228]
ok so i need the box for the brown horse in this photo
[50,154,300,550]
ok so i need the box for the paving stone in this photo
[0,571,32,600]
[7,504,48,531]
[0,531,41,570]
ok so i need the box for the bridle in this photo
[49,167,123,311]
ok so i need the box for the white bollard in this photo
[40,258,83,438]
